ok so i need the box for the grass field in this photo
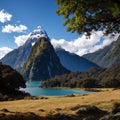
[0,89,120,118]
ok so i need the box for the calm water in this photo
[20,81,92,96]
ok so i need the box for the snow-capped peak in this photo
[25,26,49,46]
[30,26,48,39]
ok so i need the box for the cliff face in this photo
[22,37,70,81]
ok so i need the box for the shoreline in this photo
[26,81,118,93]
[41,86,117,92]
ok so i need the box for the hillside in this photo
[0,42,32,71]
[41,63,120,88]
[83,36,120,68]
[56,47,99,72]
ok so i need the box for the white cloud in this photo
[13,30,119,56]
[0,9,12,23]
[0,47,12,59]
[2,24,27,33]
[14,34,30,46]
[51,31,119,56]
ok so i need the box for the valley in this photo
[0,0,120,119]
[0,26,120,120]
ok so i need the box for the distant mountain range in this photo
[1,42,32,71]
[55,47,99,72]
[1,26,70,81]
[0,26,48,71]
[83,36,120,68]
[0,26,99,79]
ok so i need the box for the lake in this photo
[20,81,92,96]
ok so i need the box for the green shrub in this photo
[112,102,120,114]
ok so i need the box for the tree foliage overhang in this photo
[56,0,120,36]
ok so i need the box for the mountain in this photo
[55,47,99,72]
[1,26,70,81]
[0,42,32,71]
[1,26,99,73]
[0,26,48,71]
[21,37,70,81]
[83,36,120,68]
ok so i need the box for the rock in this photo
[1,108,9,112]
[76,105,105,115]
[76,105,107,119]
[100,112,120,120]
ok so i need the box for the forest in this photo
[41,63,120,88]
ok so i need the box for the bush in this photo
[100,78,120,88]
[80,79,98,88]
[112,102,120,114]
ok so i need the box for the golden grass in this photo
[0,89,120,116]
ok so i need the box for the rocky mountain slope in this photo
[56,47,99,72]
[83,36,120,68]
[0,26,48,71]
[22,37,70,81]
[0,43,32,71]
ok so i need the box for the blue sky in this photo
[0,0,79,48]
[0,0,119,59]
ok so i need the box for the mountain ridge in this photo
[1,26,100,73]
[55,47,99,72]
[83,35,120,68]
